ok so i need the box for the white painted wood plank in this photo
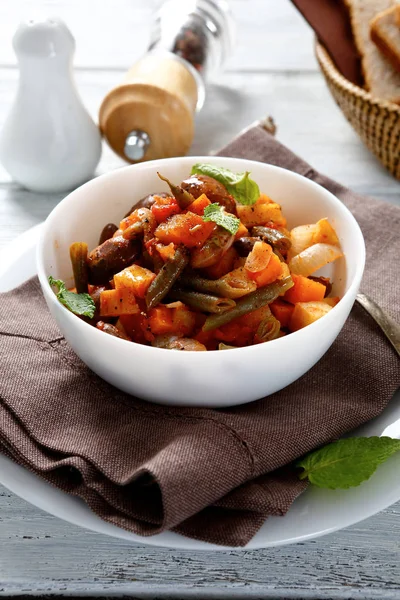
[0,488,399,598]
[0,0,316,72]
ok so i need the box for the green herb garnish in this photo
[48,275,95,318]
[191,163,260,206]
[202,203,240,235]
[297,436,400,489]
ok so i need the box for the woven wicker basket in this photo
[315,42,400,179]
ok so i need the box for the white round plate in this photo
[0,225,399,550]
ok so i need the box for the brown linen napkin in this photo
[1,124,399,547]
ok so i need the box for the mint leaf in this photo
[48,275,95,318]
[191,163,260,206]
[297,436,400,489]
[203,203,240,235]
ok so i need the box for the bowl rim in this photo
[37,155,366,357]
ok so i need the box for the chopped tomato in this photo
[151,195,181,223]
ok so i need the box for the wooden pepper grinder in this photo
[99,0,234,163]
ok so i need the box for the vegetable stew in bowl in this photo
[49,164,343,351]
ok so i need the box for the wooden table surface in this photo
[1,1,399,598]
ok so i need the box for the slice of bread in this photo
[370,6,400,74]
[344,0,400,103]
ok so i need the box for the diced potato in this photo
[100,289,139,317]
[155,212,215,248]
[237,200,286,227]
[312,218,340,246]
[114,264,156,298]
[321,296,340,307]
[289,301,332,332]
[288,243,343,277]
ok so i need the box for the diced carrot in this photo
[321,296,340,307]
[215,322,253,346]
[154,212,215,248]
[239,305,272,329]
[114,265,156,299]
[234,221,249,239]
[187,193,211,215]
[312,218,340,246]
[148,305,174,335]
[248,252,283,287]
[245,240,273,273]
[148,304,196,336]
[100,289,139,317]
[155,242,176,262]
[151,195,181,223]
[270,299,294,328]
[284,274,326,304]
[278,262,291,280]
[289,301,332,332]
[203,246,238,279]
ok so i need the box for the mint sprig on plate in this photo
[191,163,260,206]
[48,276,95,318]
[202,203,240,235]
[297,436,400,489]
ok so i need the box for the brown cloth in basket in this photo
[290,0,363,85]
[0,124,399,547]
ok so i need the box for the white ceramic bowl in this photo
[37,156,365,407]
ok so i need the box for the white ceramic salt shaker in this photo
[0,18,102,193]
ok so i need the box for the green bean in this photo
[122,221,144,240]
[251,226,292,254]
[255,315,281,343]
[69,242,89,294]
[145,246,189,309]
[180,269,256,299]
[202,276,294,331]
[157,172,195,209]
[168,288,236,314]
